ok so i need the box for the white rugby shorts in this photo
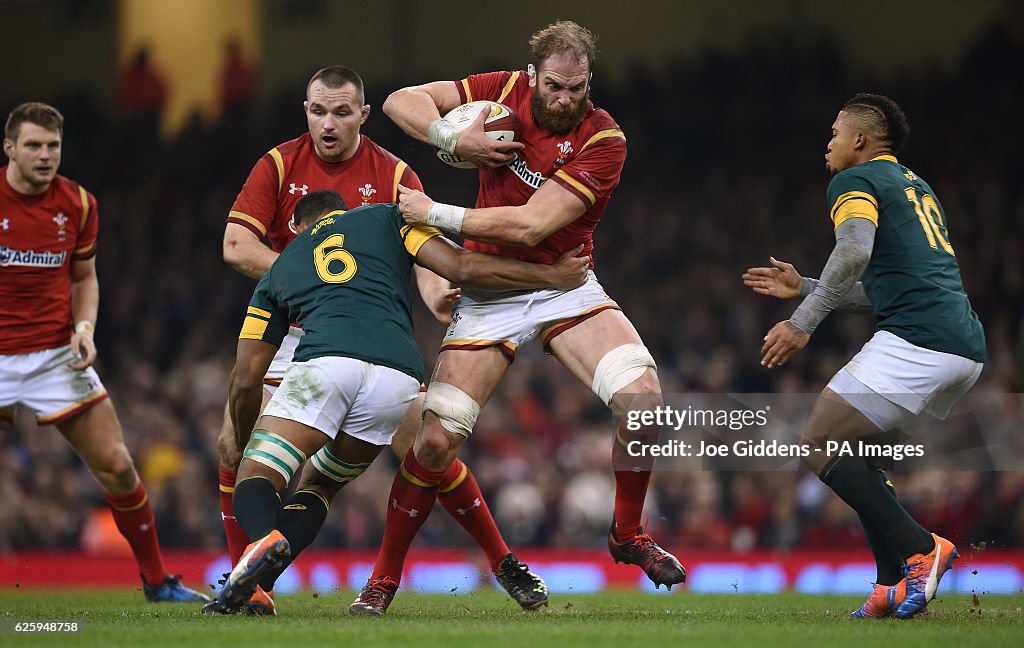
[441,270,619,359]
[261,356,420,445]
[0,345,108,425]
[263,326,303,394]
[827,330,983,432]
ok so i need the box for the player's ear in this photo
[527,63,537,87]
[2,138,12,157]
[853,131,866,151]
[360,103,371,124]
[303,100,309,115]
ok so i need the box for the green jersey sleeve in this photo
[827,170,879,230]
[238,271,290,347]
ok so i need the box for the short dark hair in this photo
[529,20,598,70]
[5,102,64,142]
[292,190,348,228]
[842,93,910,154]
[306,66,365,104]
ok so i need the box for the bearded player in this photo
[349,21,685,615]
[219,66,546,614]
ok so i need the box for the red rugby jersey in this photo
[0,170,99,354]
[228,133,423,253]
[456,70,626,265]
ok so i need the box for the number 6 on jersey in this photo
[314,234,358,283]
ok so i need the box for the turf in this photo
[0,589,1021,647]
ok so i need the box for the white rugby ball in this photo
[436,100,521,169]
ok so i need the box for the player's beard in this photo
[531,89,589,134]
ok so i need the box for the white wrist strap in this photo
[427,202,466,235]
[75,321,95,336]
[428,118,461,154]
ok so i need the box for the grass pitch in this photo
[0,589,1021,647]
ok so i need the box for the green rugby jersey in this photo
[238,205,441,382]
[827,155,985,362]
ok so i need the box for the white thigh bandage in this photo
[591,343,657,405]
[423,382,481,438]
[243,430,307,482]
[310,446,372,484]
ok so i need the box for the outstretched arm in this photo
[759,218,876,368]
[743,256,873,312]
[414,235,589,291]
[399,182,586,247]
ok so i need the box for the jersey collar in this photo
[871,154,899,163]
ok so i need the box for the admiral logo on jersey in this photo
[508,155,546,189]
[0,246,68,267]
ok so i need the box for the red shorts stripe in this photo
[541,305,621,352]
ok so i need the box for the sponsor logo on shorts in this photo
[0,246,67,268]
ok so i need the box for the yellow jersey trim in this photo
[496,72,521,104]
[832,201,879,229]
[247,306,272,318]
[830,191,878,221]
[400,224,441,256]
[871,154,899,163]
[461,79,473,103]
[229,210,268,237]
[78,185,90,229]
[239,315,270,340]
[75,242,96,257]
[269,148,285,194]
[555,169,596,205]
[581,129,626,151]
[392,161,408,202]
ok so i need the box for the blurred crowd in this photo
[2,23,1022,558]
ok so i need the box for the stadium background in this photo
[2,0,1022,596]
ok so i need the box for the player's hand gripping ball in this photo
[436,101,520,168]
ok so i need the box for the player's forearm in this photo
[383,88,442,145]
[800,278,873,313]
[789,218,876,334]
[224,236,280,279]
[69,273,99,329]
[461,206,545,246]
[229,379,263,447]
[453,250,556,290]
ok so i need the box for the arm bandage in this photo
[591,343,657,406]
[428,118,461,154]
[423,382,481,438]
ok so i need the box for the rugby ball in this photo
[436,101,520,168]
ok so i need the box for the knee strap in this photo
[243,429,306,482]
[423,382,480,438]
[591,343,657,405]
[310,446,371,484]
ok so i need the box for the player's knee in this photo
[414,416,459,471]
[92,445,138,492]
[422,382,480,439]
